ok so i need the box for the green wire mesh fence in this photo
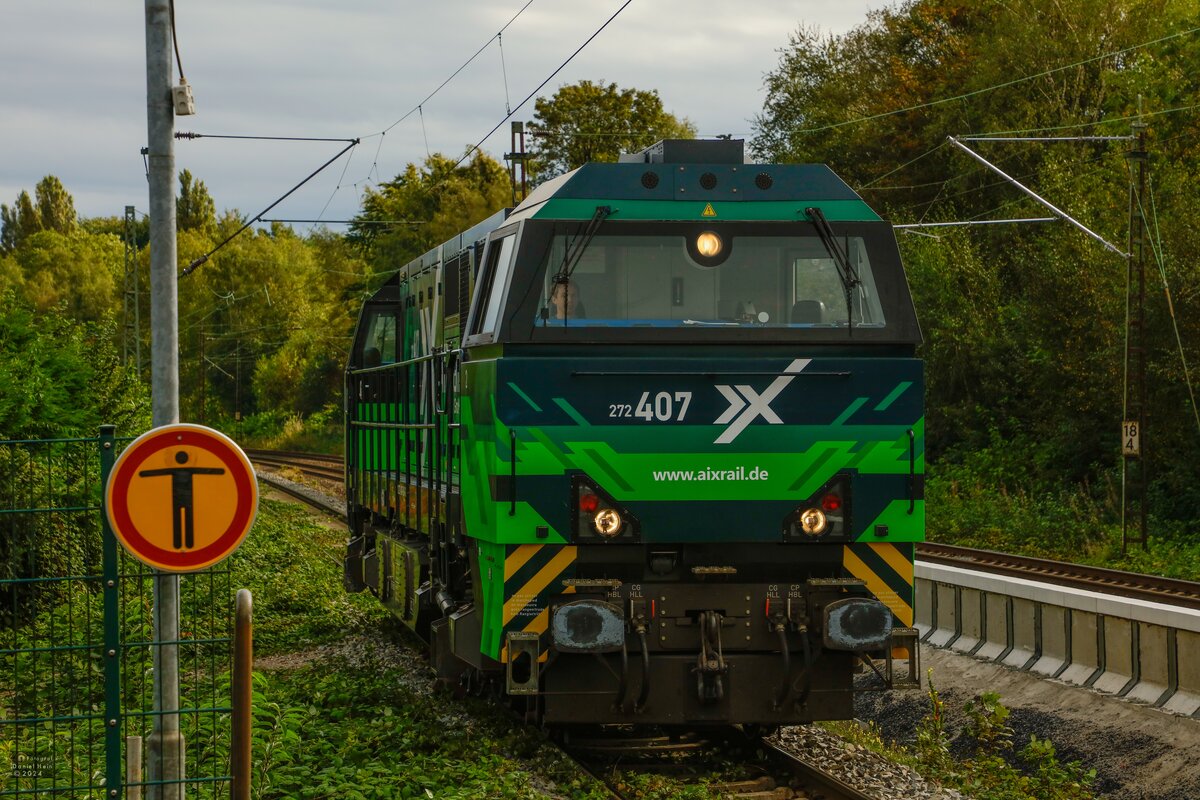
[1,427,233,799]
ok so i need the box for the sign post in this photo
[106,424,257,799]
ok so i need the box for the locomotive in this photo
[343,139,923,726]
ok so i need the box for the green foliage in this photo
[226,406,342,454]
[1021,735,1098,800]
[838,676,1098,800]
[1,176,77,253]
[230,498,379,653]
[3,228,123,321]
[914,669,952,773]
[526,80,697,178]
[0,296,148,438]
[753,0,1200,527]
[350,151,511,274]
[178,169,218,234]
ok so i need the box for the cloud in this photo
[1,0,878,225]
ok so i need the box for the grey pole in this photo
[144,1,184,798]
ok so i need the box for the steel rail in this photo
[916,542,1200,610]
[563,729,879,800]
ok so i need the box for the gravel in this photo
[773,725,966,800]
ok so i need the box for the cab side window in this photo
[359,309,397,366]
[467,234,516,340]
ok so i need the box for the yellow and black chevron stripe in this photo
[842,543,914,627]
[500,544,578,662]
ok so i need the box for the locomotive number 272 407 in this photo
[609,391,692,421]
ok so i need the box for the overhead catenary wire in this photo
[1134,164,1200,438]
[449,0,634,172]
[964,101,1200,139]
[787,25,1200,136]
[499,32,513,116]
[180,139,359,277]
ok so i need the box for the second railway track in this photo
[247,449,1200,610]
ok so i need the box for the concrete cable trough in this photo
[915,557,1200,717]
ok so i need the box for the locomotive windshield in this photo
[532,228,886,329]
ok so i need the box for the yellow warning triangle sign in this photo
[701,203,717,217]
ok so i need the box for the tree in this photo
[350,151,511,273]
[2,176,78,253]
[750,0,1200,521]
[526,80,696,178]
[10,229,123,322]
[0,293,148,438]
[1,191,41,253]
[177,169,217,234]
[34,176,77,235]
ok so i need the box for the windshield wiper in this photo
[804,206,861,332]
[545,205,612,326]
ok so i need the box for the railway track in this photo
[246,449,1200,611]
[561,728,881,800]
[244,448,343,482]
[917,541,1200,610]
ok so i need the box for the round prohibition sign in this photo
[105,424,258,572]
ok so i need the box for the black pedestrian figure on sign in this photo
[139,451,225,549]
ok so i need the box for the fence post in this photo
[101,424,123,799]
[231,589,253,800]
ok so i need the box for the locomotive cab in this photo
[345,140,924,727]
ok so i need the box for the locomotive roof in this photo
[506,160,880,225]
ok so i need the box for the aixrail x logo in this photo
[712,358,810,444]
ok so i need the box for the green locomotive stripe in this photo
[580,447,634,492]
[874,381,914,412]
[533,198,881,222]
[508,382,543,412]
[842,543,914,626]
[831,397,870,426]
[786,445,844,492]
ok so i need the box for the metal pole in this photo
[1122,123,1149,553]
[231,590,253,800]
[101,425,124,798]
[145,1,184,797]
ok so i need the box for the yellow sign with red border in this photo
[105,424,257,572]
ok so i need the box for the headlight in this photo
[593,509,623,537]
[783,473,851,542]
[696,231,722,258]
[799,508,827,536]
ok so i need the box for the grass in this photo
[926,451,1200,581]
[234,495,622,799]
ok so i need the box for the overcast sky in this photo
[1,1,881,229]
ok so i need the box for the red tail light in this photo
[822,493,842,512]
[579,491,600,513]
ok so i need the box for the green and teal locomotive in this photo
[344,139,922,726]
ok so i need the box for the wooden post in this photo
[231,589,253,800]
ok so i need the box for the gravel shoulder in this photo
[857,644,1200,800]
